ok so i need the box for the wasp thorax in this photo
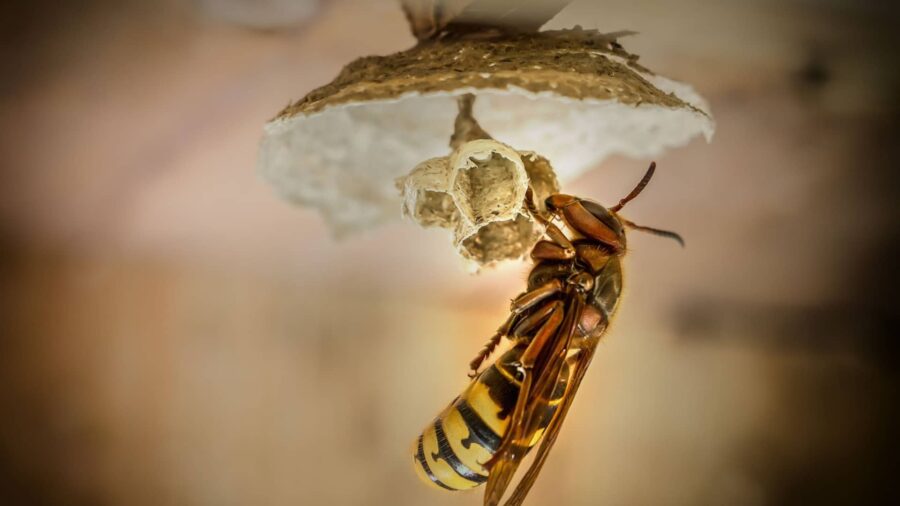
[399,139,559,268]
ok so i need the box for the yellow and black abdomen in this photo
[413,345,568,491]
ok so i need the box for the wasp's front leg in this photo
[525,188,575,261]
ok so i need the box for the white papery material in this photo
[259,86,714,235]
[398,140,534,265]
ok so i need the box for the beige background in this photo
[1,1,897,505]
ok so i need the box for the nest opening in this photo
[453,151,520,223]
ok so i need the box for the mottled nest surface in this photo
[277,29,699,118]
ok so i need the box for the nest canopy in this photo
[259,29,714,234]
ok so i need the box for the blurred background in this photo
[1,0,898,505]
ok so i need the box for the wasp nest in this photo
[399,139,558,266]
[258,29,715,264]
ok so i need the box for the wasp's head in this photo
[545,196,627,252]
[544,162,684,252]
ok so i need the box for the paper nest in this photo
[398,139,559,267]
[258,29,715,267]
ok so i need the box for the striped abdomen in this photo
[413,345,569,491]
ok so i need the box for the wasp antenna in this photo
[621,218,685,247]
[610,162,656,212]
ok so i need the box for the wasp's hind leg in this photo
[469,315,515,378]
[511,300,563,339]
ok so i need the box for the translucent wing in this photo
[504,343,598,506]
[483,296,584,506]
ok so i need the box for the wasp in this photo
[413,162,683,505]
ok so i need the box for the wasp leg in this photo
[530,240,574,261]
[525,188,575,259]
[470,280,563,378]
[511,300,563,338]
[530,222,574,258]
[510,279,563,315]
[468,315,516,378]
[468,292,563,378]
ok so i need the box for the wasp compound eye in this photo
[579,200,624,236]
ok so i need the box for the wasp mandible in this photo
[413,162,683,506]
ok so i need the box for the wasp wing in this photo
[483,296,584,506]
[503,342,598,506]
